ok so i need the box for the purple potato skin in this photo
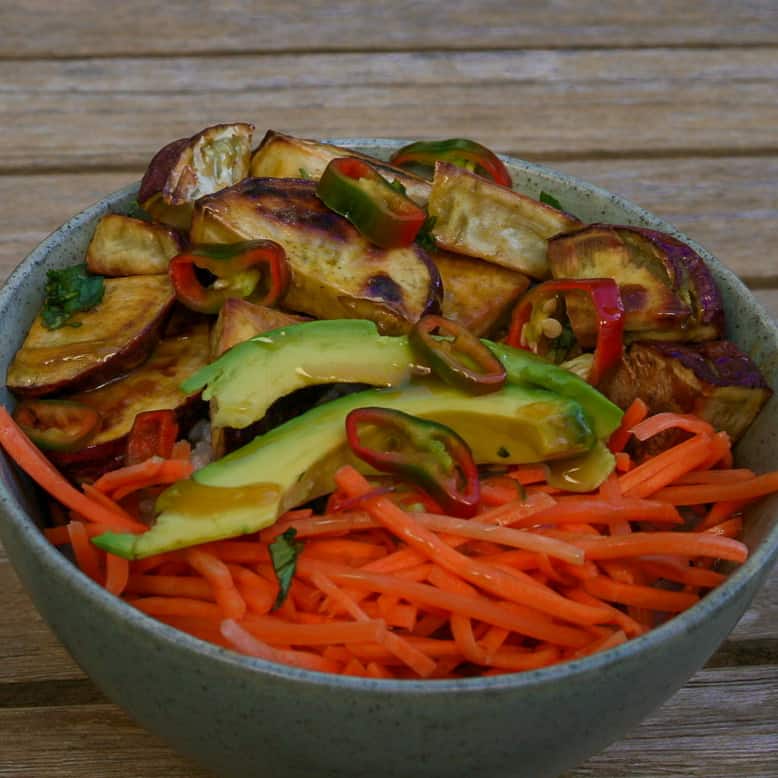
[616,226,725,336]
[137,137,191,205]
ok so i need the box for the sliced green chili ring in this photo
[507,278,625,385]
[13,399,101,452]
[168,240,290,314]
[409,315,507,395]
[389,138,512,187]
[316,157,427,249]
[345,407,480,518]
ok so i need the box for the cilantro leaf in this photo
[539,191,564,211]
[41,264,105,330]
[269,528,304,609]
[415,214,437,252]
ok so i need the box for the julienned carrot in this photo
[608,397,649,452]
[583,576,699,612]
[186,549,247,621]
[334,466,610,627]
[545,531,748,564]
[93,457,194,499]
[676,469,755,485]
[104,553,130,596]
[125,574,214,600]
[0,407,146,532]
[629,412,715,441]
[654,472,778,505]
[67,521,102,582]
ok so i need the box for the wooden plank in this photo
[0,155,776,284]
[0,666,774,777]
[1,48,777,173]
[1,1,776,58]
[1,550,775,684]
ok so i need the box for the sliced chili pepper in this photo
[13,399,100,452]
[409,315,507,395]
[168,240,290,314]
[316,157,427,249]
[345,407,480,518]
[506,278,625,385]
[126,409,179,465]
[389,138,512,188]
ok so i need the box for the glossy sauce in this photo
[156,479,281,519]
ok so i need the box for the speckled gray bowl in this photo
[1,141,777,778]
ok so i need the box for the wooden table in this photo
[1,2,776,775]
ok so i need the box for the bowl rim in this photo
[2,139,777,695]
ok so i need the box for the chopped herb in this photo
[539,191,564,211]
[298,167,310,179]
[497,446,510,459]
[124,199,151,221]
[41,263,105,330]
[415,213,437,252]
[269,528,304,609]
[388,178,407,196]
[548,324,577,364]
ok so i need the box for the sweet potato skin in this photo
[191,177,442,334]
[7,275,176,397]
[86,214,184,276]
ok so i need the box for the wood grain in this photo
[0,155,776,285]
[0,666,775,778]
[2,1,777,58]
[2,48,777,173]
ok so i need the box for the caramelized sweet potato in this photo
[431,249,529,337]
[250,131,431,206]
[211,299,307,359]
[50,321,211,480]
[191,178,442,334]
[548,224,724,345]
[428,162,581,279]
[139,123,254,229]
[86,214,184,276]
[600,340,771,443]
[7,275,176,397]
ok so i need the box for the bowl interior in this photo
[1,140,777,694]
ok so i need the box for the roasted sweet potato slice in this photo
[600,340,771,443]
[430,249,529,337]
[190,178,442,334]
[210,299,307,359]
[50,321,211,480]
[7,275,175,397]
[548,224,724,345]
[86,214,184,276]
[428,161,581,279]
[138,123,254,229]
[250,131,432,206]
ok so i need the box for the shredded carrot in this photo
[13,397,775,679]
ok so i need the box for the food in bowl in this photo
[1,125,776,681]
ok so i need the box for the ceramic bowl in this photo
[1,140,777,778]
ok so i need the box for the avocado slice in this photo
[182,318,622,439]
[94,381,610,559]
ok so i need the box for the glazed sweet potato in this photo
[210,299,307,359]
[600,340,771,443]
[548,224,724,345]
[50,321,211,480]
[431,249,529,337]
[428,162,581,279]
[138,122,254,229]
[190,178,442,334]
[86,214,184,276]
[6,275,176,397]
[250,131,432,205]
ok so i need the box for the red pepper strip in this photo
[168,240,289,314]
[389,138,512,188]
[409,315,507,395]
[507,278,625,385]
[126,409,179,465]
[13,399,101,452]
[345,407,480,518]
[316,158,427,249]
